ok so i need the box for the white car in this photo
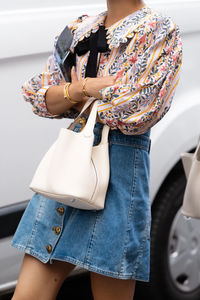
[1,0,200,299]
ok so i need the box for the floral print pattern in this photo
[21,6,183,135]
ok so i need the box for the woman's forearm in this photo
[45,82,84,115]
[45,74,116,117]
[45,84,76,115]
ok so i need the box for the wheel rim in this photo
[168,208,200,292]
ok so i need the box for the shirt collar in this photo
[71,6,153,50]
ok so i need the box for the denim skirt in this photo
[12,122,151,281]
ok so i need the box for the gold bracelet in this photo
[82,77,90,97]
[63,83,79,104]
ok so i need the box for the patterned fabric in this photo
[21,6,183,135]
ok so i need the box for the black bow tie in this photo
[74,25,110,77]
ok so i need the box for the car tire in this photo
[135,173,200,300]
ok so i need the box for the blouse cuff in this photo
[37,85,60,118]
[98,86,113,101]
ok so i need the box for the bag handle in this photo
[99,125,110,145]
[72,98,98,137]
[81,101,99,137]
[76,97,96,117]
[74,97,110,141]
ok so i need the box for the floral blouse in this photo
[21,6,183,135]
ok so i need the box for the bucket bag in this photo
[29,98,110,210]
[181,141,200,218]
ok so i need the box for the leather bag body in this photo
[29,99,110,210]
[181,142,200,218]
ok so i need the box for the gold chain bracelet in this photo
[63,83,79,104]
[82,77,90,97]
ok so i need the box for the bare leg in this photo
[90,272,136,300]
[12,253,75,300]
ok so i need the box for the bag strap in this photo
[80,100,98,137]
[78,97,96,116]
[99,125,110,145]
[74,97,110,141]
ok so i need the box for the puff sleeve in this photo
[21,15,89,119]
[98,17,183,135]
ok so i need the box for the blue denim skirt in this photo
[12,122,151,281]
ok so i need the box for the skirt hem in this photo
[11,243,150,282]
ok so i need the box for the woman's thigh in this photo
[12,254,75,300]
[90,272,136,300]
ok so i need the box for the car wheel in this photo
[135,174,200,300]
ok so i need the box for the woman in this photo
[11,0,183,299]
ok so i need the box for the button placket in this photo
[45,205,66,258]
[46,244,52,254]
[52,226,61,235]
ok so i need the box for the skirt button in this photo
[54,226,61,235]
[56,207,65,216]
[46,244,52,253]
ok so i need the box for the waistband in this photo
[94,122,151,153]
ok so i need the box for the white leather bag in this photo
[181,141,200,218]
[29,98,110,210]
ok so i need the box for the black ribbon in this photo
[74,25,110,77]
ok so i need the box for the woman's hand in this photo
[69,66,117,101]
[68,66,117,113]
[82,75,117,99]
[69,67,90,112]
[45,66,116,117]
